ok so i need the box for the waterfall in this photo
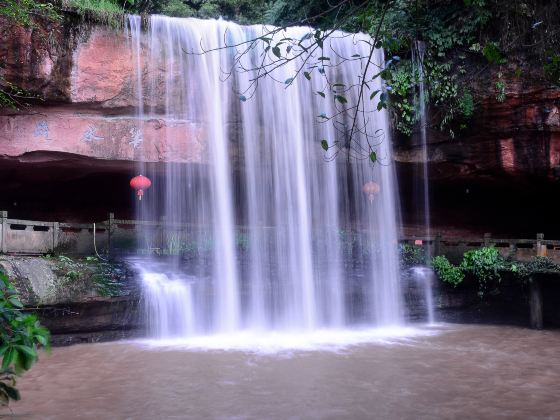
[127,15,404,339]
[413,40,435,324]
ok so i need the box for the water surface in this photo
[10,324,560,419]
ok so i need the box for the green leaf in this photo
[2,347,16,371]
[370,90,380,100]
[0,382,20,401]
[369,151,377,163]
[35,334,48,347]
[272,46,281,58]
[317,91,325,98]
[318,56,330,61]
[304,72,311,81]
[321,140,329,151]
[285,77,294,85]
[8,296,23,308]
[14,345,37,361]
[334,95,347,104]
[239,95,247,102]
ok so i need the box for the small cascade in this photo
[411,266,435,325]
[133,261,197,338]
[127,15,405,339]
[413,40,435,324]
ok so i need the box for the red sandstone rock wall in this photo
[0,18,205,163]
[394,69,560,183]
[2,17,560,178]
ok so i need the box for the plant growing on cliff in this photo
[460,246,505,285]
[0,0,59,26]
[433,247,560,299]
[399,243,425,267]
[46,254,125,297]
[431,255,464,286]
[458,90,474,118]
[543,52,560,86]
[0,0,60,109]
[495,77,506,103]
[0,270,50,406]
[431,246,505,295]
[514,256,560,279]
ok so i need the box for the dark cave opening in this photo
[2,152,559,239]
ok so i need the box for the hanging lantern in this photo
[362,181,380,203]
[130,174,151,201]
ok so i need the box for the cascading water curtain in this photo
[127,15,404,338]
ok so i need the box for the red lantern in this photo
[130,175,151,201]
[362,181,380,203]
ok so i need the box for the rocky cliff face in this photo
[1,17,560,232]
[0,17,204,164]
[0,17,205,221]
[394,65,560,237]
[0,254,142,345]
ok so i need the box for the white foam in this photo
[133,325,441,354]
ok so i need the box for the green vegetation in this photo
[59,0,269,23]
[64,0,122,14]
[432,255,464,286]
[543,52,560,85]
[515,256,560,278]
[431,246,560,297]
[0,0,60,109]
[460,246,504,285]
[399,243,426,267]
[157,0,268,23]
[45,255,125,297]
[0,270,50,406]
[0,0,59,26]
[0,80,41,110]
[60,0,127,26]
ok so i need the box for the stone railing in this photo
[0,212,206,256]
[0,211,110,256]
[400,232,560,263]
[2,210,560,262]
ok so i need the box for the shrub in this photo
[0,271,50,406]
[431,255,465,286]
[399,243,425,267]
[514,256,560,279]
[460,246,504,284]
[458,90,475,118]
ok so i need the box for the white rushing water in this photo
[413,40,435,323]
[411,266,435,325]
[127,15,404,340]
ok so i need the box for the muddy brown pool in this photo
[6,324,560,419]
